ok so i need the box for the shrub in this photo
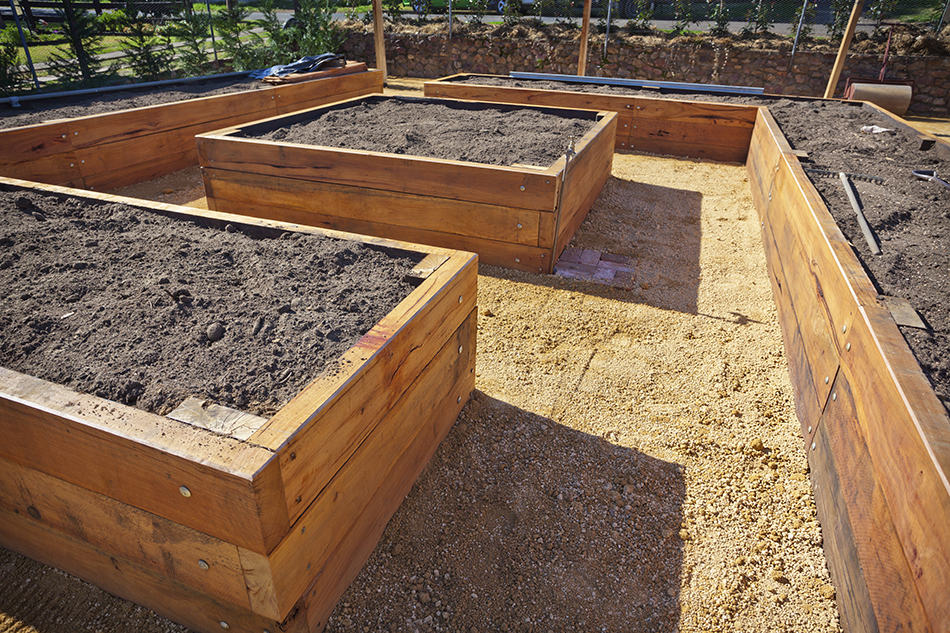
[502,0,522,25]
[0,26,25,95]
[828,0,853,40]
[866,0,898,27]
[383,0,403,23]
[707,0,729,37]
[163,5,211,76]
[469,0,489,23]
[742,0,774,35]
[791,0,817,41]
[624,0,653,32]
[117,6,174,80]
[213,4,269,71]
[285,0,344,57]
[46,0,105,85]
[671,0,692,34]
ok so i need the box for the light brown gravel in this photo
[0,154,840,633]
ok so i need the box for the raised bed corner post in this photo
[372,0,387,80]
[824,0,864,98]
[578,0,592,75]
[8,0,39,89]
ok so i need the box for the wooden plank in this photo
[202,167,544,246]
[196,132,560,212]
[167,396,268,442]
[0,506,304,633]
[809,370,931,633]
[203,187,548,272]
[824,0,865,98]
[0,456,253,611]
[372,0,386,79]
[251,253,476,524]
[292,310,475,631]
[0,150,84,187]
[266,310,476,618]
[274,86,379,116]
[0,120,74,160]
[578,0,592,75]
[0,367,288,553]
[262,61,367,84]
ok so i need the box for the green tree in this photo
[163,4,211,76]
[117,5,174,80]
[46,0,105,85]
[672,0,692,33]
[213,4,268,70]
[0,26,25,95]
[707,0,730,37]
[828,0,852,40]
[791,0,817,41]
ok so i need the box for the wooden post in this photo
[577,0,592,76]
[824,0,864,98]
[372,0,387,81]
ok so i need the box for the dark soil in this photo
[458,75,950,411]
[237,96,597,167]
[0,186,423,418]
[0,76,261,130]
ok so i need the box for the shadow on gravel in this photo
[480,176,703,314]
[328,390,686,632]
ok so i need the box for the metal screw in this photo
[841,324,847,333]
[845,342,851,351]
[80,159,85,164]
[179,486,191,498]
[457,395,462,404]
[623,123,628,128]
[517,223,523,229]
[625,104,631,108]
[636,105,642,110]
[832,392,837,401]
[69,162,75,167]
[458,295,463,303]
[289,451,296,460]
[768,192,772,201]
[301,526,306,534]
[632,125,637,129]
[807,425,813,434]
[514,257,521,263]
[458,345,463,354]
[811,442,816,451]
[73,131,78,136]
[219,622,230,630]
[198,559,210,570]
[824,376,829,384]
[519,185,525,191]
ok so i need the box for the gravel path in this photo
[0,153,839,633]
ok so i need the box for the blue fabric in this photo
[249,54,346,79]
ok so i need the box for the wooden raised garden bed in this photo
[196,94,616,274]
[424,73,757,163]
[0,175,477,633]
[434,71,950,633]
[745,107,950,633]
[0,69,383,190]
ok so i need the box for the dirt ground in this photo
[0,150,840,633]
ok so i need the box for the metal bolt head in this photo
[824,376,829,384]
[458,295,463,303]
[219,622,230,630]
[457,395,462,404]
[514,257,521,263]
[517,223,523,229]
[807,425,813,434]
[845,342,851,351]
[458,345,463,354]
[519,185,525,191]
[842,324,847,333]
[179,485,192,498]
[811,442,816,451]
[198,559,209,570]
[832,392,837,401]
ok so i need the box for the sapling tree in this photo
[213,4,268,70]
[791,0,817,41]
[46,0,105,85]
[118,5,174,80]
[743,0,775,35]
[163,4,211,76]
[671,0,692,34]
[707,0,730,37]
[828,0,853,40]
[469,0,489,23]
[624,0,653,33]
[0,26,25,95]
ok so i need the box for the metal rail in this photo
[508,71,765,96]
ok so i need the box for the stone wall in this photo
[340,25,950,115]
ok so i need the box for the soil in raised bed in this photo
[0,76,262,130]
[236,97,597,167]
[0,187,424,417]
[455,76,950,411]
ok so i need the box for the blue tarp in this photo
[249,53,346,79]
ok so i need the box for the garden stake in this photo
[205,0,219,63]
[8,0,40,89]
[787,0,809,72]
[839,172,881,255]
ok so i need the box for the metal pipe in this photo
[508,71,766,95]
[788,0,808,71]
[937,0,949,32]
[603,0,612,61]
[448,0,453,39]
[0,70,250,105]
[8,0,39,89]
[205,0,219,64]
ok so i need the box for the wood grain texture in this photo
[0,71,383,188]
[747,105,950,633]
[810,370,931,633]
[424,76,756,161]
[0,456,253,611]
[202,167,544,246]
[251,253,476,526]
[266,310,476,618]
[0,505,305,633]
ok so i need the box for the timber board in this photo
[0,70,384,189]
[0,175,477,624]
[197,94,615,273]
